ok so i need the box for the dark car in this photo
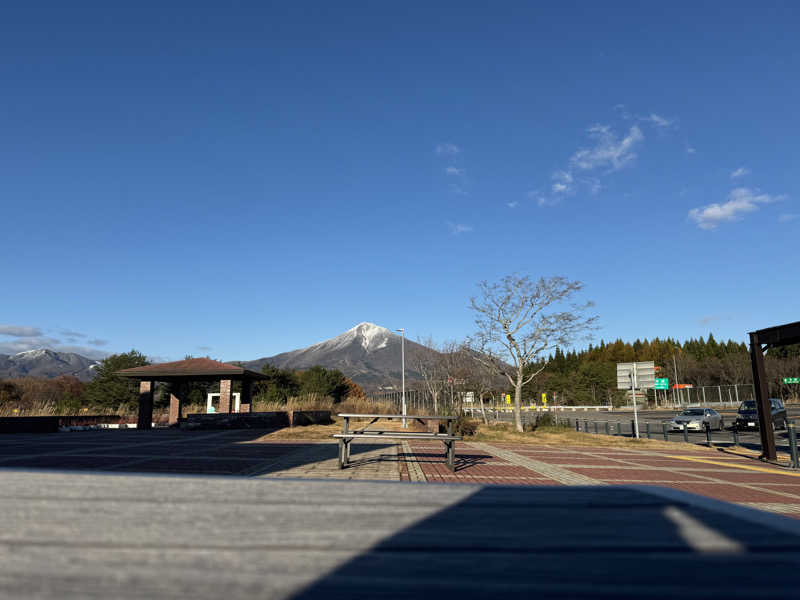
[734,398,787,430]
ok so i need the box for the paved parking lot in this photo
[3,428,800,518]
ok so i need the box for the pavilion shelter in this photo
[116,358,268,429]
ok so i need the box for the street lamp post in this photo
[396,328,406,428]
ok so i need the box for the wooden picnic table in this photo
[333,413,462,471]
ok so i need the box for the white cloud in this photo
[0,336,110,359]
[436,143,460,156]
[0,325,43,337]
[551,170,574,195]
[779,213,799,223]
[686,146,696,154]
[507,201,518,208]
[447,222,473,235]
[570,125,644,172]
[731,167,750,179]
[445,166,464,176]
[688,187,781,229]
[529,190,558,207]
[642,113,673,128]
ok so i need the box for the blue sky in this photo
[1,1,798,361]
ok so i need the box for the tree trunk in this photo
[514,376,523,432]
[478,392,489,425]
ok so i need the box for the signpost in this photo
[617,362,656,439]
[654,378,669,407]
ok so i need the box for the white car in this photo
[670,408,724,431]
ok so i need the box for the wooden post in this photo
[750,332,777,461]
[137,380,154,430]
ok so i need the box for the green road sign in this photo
[654,378,669,390]
[784,377,800,384]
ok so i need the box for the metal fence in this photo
[367,390,462,415]
[369,383,759,415]
[555,415,800,468]
[645,383,755,409]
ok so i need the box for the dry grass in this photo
[249,402,429,441]
[467,421,713,451]
[0,401,137,418]
[251,422,343,441]
[251,394,399,415]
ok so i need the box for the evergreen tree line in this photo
[521,335,800,406]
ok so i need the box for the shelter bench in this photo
[333,413,462,472]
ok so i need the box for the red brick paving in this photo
[5,430,800,517]
[658,482,795,503]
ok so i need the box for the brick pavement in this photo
[5,429,800,517]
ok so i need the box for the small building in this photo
[116,358,268,429]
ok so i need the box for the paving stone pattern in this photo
[4,429,800,517]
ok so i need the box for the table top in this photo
[4,471,800,598]
[337,413,457,420]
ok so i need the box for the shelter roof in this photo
[116,357,267,380]
[751,320,800,347]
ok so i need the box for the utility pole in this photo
[672,351,682,405]
[396,328,406,428]
[631,363,640,439]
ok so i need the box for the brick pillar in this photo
[241,379,252,413]
[168,382,183,426]
[219,379,232,413]
[137,381,154,430]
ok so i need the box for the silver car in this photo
[670,408,724,431]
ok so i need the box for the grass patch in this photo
[467,421,706,450]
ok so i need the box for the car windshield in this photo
[681,409,704,416]
[740,401,756,411]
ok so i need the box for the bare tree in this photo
[462,347,505,425]
[468,274,597,432]
[413,336,447,413]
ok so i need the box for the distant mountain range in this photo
[0,323,436,389]
[242,322,432,388]
[0,349,101,381]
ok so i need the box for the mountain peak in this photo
[345,322,393,351]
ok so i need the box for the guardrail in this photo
[465,405,613,416]
[557,416,800,469]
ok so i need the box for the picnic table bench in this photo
[333,413,462,471]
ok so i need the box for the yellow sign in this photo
[505,394,511,404]
[541,393,547,403]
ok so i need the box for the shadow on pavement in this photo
[291,485,800,599]
[0,428,393,477]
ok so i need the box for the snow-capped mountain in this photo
[0,349,101,381]
[242,322,431,388]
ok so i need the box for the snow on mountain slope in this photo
[242,322,432,389]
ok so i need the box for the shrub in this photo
[453,416,479,437]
